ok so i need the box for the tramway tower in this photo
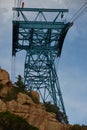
[12,4,72,124]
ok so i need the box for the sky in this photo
[0,0,87,125]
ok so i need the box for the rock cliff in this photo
[1,68,86,130]
[0,68,70,130]
[0,89,69,130]
[0,68,12,87]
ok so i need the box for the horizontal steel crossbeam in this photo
[13,8,68,12]
[13,21,65,29]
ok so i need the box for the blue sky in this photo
[0,0,87,125]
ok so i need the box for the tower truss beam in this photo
[12,7,72,124]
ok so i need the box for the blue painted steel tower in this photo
[12,7,72,124]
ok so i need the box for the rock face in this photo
[0,68,12,88]
[0,69,69,130]
[0,68,10,84]
[0,85,12,98]
[0,92,69,130]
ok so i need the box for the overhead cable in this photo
[70,2,87,22]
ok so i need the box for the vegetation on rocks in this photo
[15,75,26,90]
[44,102,68,124]
[0,75,68,123]
[15,75,68,123]
[15,75,39,104]
[69,124,87,130]
[0,73,87,129]
[0,75,39,104]
[69,124,81,130]
[0,111,38,130]
[0,83,4,91]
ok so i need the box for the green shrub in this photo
[0,83,4,91]
[44,102,59,114]
[3,86,22,101]
[44,102,68,124]
[69,124,81,130]
[15,75,26,90]
[0,111,38,130]
[2,85,39,104]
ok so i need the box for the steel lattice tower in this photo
[12,7,72,124]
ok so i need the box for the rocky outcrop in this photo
[0,68,70,130]
[0,68,12,87]
[0,92,70,130]
[30,91,40,103]
[0,68,10,84]
[17,92,35,105]
[0,69,70,130]
[0,85,12,98]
